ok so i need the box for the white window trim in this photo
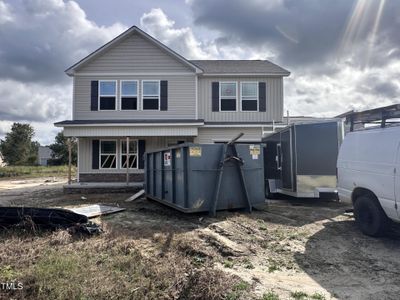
[141,80,161,111]
[120,80,138,111]
[98,80,117,111]
[219,81,238,112]
[240,81,259,112]
[99,139,117,169]
[119,139,139,169]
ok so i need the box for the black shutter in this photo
[212,82,219,112]
[92,140,99,169]
[138,139,146,169]
[91,81,98,111]
[160,80,168,111]
[259,82,266,112]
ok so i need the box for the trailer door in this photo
[281,129,293,191]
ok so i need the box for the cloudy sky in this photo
[0,0,399,144]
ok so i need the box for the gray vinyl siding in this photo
[198,76,283,122]
[78,136,193,173]
[75,32,193,73]
[195,127,263,143]
[73,74,196,120]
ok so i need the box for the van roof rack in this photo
[336,104,400,131]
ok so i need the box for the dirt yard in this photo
[0,178,399,300]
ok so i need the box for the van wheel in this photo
[353,195,389,237]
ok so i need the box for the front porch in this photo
[54,119,203,184]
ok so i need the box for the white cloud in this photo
[0,79,71,122]
[0,0,127,144]
[0,0,13,24]
[139,8,276,60]
[140,8,210,59]
[285,61,400,117]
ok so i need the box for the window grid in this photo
[142,80,160,111]
[120,80,138,111]
[240,82,259,112]
[219,82,237,112]
[120,139,138,169]
[98,80,117,111]
[99,140,117,169]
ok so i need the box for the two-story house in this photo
[55,26,290,183]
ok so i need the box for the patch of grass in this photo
[224,259,234,268]
[262,290,280,300]
[290,291,309,300]
[0,165,76,179]
[242,258,255,269]
[257,219,268,231]
[181,269,246,300]
[267,258,282,273]
[192,255,205,266]
[225,280,251,300]
[0,265,20,281]
[233,280,250,291]
[310,292,326,300]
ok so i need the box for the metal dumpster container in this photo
[144,142,265,214]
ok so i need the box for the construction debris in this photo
[0,207,88,229]
[68,204,125,218]
[125,189,145,202]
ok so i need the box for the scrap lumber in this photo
[125,189,145,202]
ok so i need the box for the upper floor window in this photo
[120,80,138,110]
[142,80,160,110]
[220,82,237,111]
[99,81,116,110]
[241,82,258,111]
[100,140,117,169]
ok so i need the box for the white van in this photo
[337,126,400,236]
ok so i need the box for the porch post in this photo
[126,136,129,185]
[67,138,72,185]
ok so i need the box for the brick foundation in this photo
[79,173,144,182]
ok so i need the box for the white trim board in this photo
[75,72,196,76]
[57,122,205,127]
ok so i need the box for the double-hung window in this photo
[99,81,116,110]
[241,82,258,111]
[120,80,138,110]
[220,82,237,111]
[100,140,117,169]
[120,140,138,169]
[142,80,160,110]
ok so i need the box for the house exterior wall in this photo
[194,127,263,143]
[73,74,196,120]
[75,32,193,73]
[197,76,283,122]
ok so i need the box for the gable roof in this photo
[65,26,203,75]
[66,26,290,77]
[190,60,290,76]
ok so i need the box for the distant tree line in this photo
[0,122,76,166]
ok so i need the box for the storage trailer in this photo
[144,135,265,215]
[263,120,343,198]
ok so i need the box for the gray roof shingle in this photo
[190,60,290,75]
